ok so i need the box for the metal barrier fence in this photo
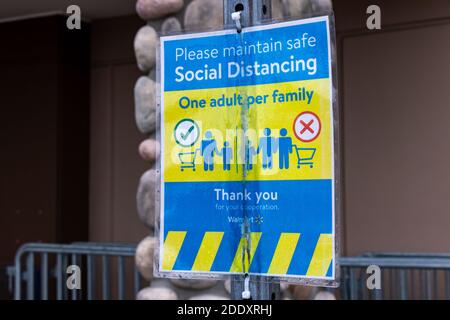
[11,242,147,300]
[9,243,450,300]
[338,254,450,300]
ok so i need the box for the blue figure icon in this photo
[257,128,278,169]
[245,139,257,171]
[201,131,218,171]
[278,128,293,169]
[218,141,233,171]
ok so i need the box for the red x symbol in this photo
[300,120,314,134]
[294,111,321,142]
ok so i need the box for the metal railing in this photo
[9,243,450,300]
[11,242,147,300]
[338,254,450,300]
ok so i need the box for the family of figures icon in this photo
[200,128,294,172]
[201,131,233,171]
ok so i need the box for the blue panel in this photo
[164,179,332,274]
[162,19,330,91]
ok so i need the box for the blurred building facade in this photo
[1,0,450,298]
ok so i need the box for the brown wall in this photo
[0,16,90,299]
[0,15,90,257]
[335,0,450,255]
[89,16,149,243]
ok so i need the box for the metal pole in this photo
[223,0,280,300]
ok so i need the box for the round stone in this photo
[189,294,229,300]
[272,0,285,20]
[139,139,160,162]
[170,279,218,290]
[184,0,223,31]
[135,236,157,281]
[281,0,310,18]
[136,286,178,300]
[310,0,333,14]
[134,76,156,134]
[161,17,182,34]
[224,279,231,294]
[136,169,157,229]
[280,281,289,293]
[281,0,332,18]
[136,0,184,21]
[289,285,317,300]
[134,25,158,72]
[314,290,336,300]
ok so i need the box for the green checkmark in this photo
[174,119,199,147]
[180,125,195,140]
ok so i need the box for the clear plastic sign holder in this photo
[154,0,341,300]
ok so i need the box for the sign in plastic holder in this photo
[155,14,340,287]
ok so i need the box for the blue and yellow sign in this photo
[159,16,336,281]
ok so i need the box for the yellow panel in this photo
[268,233,301,275]
[192,232,224,271]
[162,231,186,271]
[306,234,333,277]
[163,79,333,183]
[229,232,262,273]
